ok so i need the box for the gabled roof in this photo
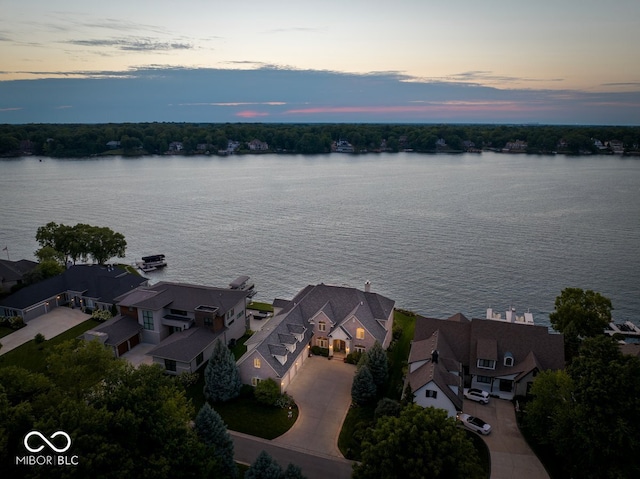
[243,283,394,378]
[0,265,147,309]
[407,330,463,411]
[0,259,38,282]
[149,327,219,362]
[115,281,249,314]
[414,314,565,380]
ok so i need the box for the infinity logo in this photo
[24,431,72,453]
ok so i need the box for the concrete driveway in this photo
[272,355,356,458]
[463,398,549,479]
[0,307,89,355]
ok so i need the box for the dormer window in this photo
[477,359,496,370]
[504,352,514,367]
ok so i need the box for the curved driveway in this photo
[463,398,549,479]
[273,355,356,457]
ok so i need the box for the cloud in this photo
[67,37,193,52]
[1,67,638,124]
[418,70,565,86]
[236,110,270,118]
[0,107,22,111]
[264,27,327,34]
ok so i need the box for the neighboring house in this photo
[238,282,395,391]
[409,310,564,403]
[84,314,142,358]
[247,139,269,151]
[0,264,147,321]
[106,140,121,149]
[503,140,528,152]
[114,281,250,374]
[0,259,38,293]
[168,141,184,152]
[333,139,354,153]
[405,328,464,418]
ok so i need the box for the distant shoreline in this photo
[1,122,639,158]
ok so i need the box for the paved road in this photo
[232,431,354,479]
[463,398,549,479]
[0,308,89,355]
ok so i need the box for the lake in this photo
[1,152,639,327]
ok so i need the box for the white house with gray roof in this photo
[113,281,250,374]
[237,283,395,392]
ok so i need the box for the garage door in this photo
[117,341,129,356]
[129,333,140,348]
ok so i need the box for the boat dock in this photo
[605,321,640,338]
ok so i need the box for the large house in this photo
[406,309,564,414]
[237,283,395,391]
[0,264,147,321]
[92,281,251,374]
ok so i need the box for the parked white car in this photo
[457,413,492,435]
[464,388,490,404]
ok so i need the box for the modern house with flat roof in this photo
[108,281,251,374]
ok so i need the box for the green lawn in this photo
[247,301,274,313]
[184,333,298,440]
[0,319,102,373]
[0,326,15,339]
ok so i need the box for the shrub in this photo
[345,351,363,364]
[34,333,45,344]
[310,346,329,357]
[255,378,281,406]
[374,398,402,420]
[176,371,199,389]
[91,309,113,322]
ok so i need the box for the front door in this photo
[333,339,345,353]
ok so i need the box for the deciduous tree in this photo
[353,404,484,479]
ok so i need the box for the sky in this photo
[1,0,639,124]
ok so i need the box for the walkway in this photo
[463,398,549,479]
[0,308,89,355]
[272,355,356,457]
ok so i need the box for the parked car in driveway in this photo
[464,388,490,404]
[457,413,492,435]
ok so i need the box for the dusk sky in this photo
[1,0,639,124]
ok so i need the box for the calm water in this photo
[2,152,639,327]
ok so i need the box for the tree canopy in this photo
[524,335,640,479]
[35,221,127,265]
[2,122,640,157]
[0,339,216,479]
[352,404,484,479]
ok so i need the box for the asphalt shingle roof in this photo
[148,327,219,362]
[0,265,147,309]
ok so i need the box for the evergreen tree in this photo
[351,365,377,405]
[195,403,237,478]
[364,341,388,391]
[282,463,307,479]
[204,340,242,402]
[245,450,282,479]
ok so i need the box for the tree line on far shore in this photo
[1,123,640,157]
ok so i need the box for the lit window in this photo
[356,328,365,340]
[251,377,261,386]
[318,321,326,332]
[317,337,328,348]
[254,358,261,368]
